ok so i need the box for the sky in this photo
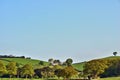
[0,0,120,63]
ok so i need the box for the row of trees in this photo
[0,55,26,58]
[0,58,78,80]
[0,61,34,79]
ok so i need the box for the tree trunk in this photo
[26,75,28,80]
[10,75,12,80]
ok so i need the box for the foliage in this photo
[48,58,54,65]
[41,67,54,79]
[39,61,44,65]
[54,69,63,79]
[83,59,108,79]
[66,58,73,66]
[21,64,34,78]
[0,61,7,77]
[6,62,17,78]
[62,66,78,79]
[113,52,117,56]
[34,69,42,78]
[53,65,63,70]
[100,58,120,77]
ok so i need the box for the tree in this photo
[53,59,61,65]
[100,58,120,77]
[6,62,17,79]
[41,67,54,79]
[83,59,108,79]
[55,69,63,79]
[39,61,44,65]
[21,64,34,79]
[62,66,78,79]
[48,58,54,65]
[113,52,117,56]
[66,58,73,66]
[34,69,42,78]
[0,61,7,77]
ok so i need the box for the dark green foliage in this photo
[34,69,42,78]
[39,61,44,65]
[113,52,118,56]
[54,69,63,79]
[66,58,73,66]
[100,58,120,77]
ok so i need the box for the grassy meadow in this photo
[0,58,49,69]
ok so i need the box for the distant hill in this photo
[0,58,49,69]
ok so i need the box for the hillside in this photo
[102,56,120,60]
[1,56,120,71]
[72,62,86,71]
[72,56,120,71]
[0,58,49,69]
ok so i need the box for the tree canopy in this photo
[21,64,34,78]
[6,62,17,78]
[83,59,108,79]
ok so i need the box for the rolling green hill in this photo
[0,58,49,69]
[1,56,120,71]
[72,56,120,71]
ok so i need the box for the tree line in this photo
[0,58,79,80]
[0,55,31,59]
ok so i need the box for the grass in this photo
[72,62,86,71]
[100,77,120,80]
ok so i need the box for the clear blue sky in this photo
[0,0,120,63]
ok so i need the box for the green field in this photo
[100,77,120,80]
[72,62,85,71]
[0,58,49,69]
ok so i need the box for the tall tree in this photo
[113,52,117,56]
[0,61,7,78]
[66,58,73,66]
[48,58,54,65]
[41,67,54,79]
[21,64,34,79]
[6,62,17,79]
[83,59,108,79]
[62,66,78,79]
